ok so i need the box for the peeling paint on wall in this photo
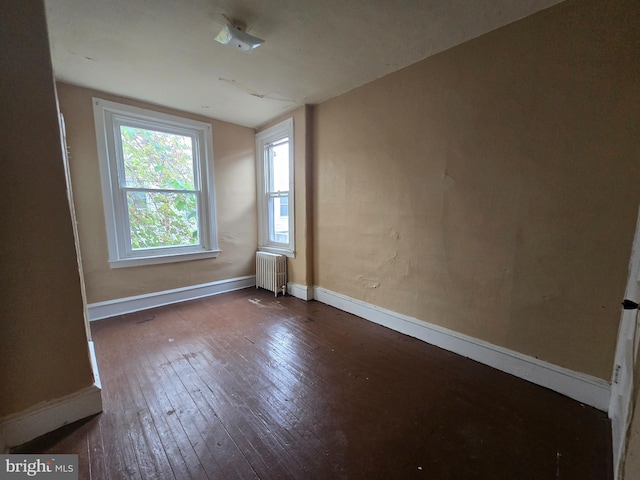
[313,0,640,380]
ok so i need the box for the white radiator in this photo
[256,252,287,297]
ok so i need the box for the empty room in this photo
[2,0,640,479]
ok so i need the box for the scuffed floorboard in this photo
[15,288,612,479]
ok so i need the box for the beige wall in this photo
[257,105,314,287]
[56,83,258,304]
[0,0,94,416]
[313,0,640,380]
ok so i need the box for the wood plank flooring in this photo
[15,288,612,479]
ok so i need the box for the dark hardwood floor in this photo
[15,288,612,479]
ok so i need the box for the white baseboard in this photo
[313,286,611,411]
[88,275,256,321]
[0,383,102,449]
[0,339,103,450]
[287,282,314,301]
[88,341,101,390]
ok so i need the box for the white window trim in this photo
[92,98,220,268]
[256,118,295,258]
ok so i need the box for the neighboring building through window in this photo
[279,196,289,218]
[256,118,294,257]
[92,98,219,267]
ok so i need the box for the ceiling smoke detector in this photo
[214,19,264,52]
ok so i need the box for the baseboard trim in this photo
[313,286,611,411]
[88,341,101,390]
[88,275,256,321]
[287,282,314,301]
[0,383,103,449]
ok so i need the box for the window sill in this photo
[109,250,220,268]
[258,246,295,259]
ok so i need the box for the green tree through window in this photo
[120,126,199,249]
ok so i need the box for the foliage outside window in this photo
[93,98,219,267]
[256,118,295,257]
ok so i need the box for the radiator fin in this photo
[256,252,287,297]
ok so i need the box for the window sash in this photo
[126,189,202,252]
[265,137,289,193]
[113,117,202,191]
[266,191,289,245]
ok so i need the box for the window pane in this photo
[268,139,289,192]
[268,194,289,244]
[279,196,289,217]
[127,191,198,249]
[120,125,195,190]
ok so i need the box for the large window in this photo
[256,118,294,257]
[93,98,219,267]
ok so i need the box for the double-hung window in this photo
[93,98,219,267]
[256,118,294,257]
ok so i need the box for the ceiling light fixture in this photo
[214,19,264,52]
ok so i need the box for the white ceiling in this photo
[44,0,563,129]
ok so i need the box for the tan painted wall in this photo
[0,0,94,416]
[313,0,640,380]
[257,105,314,287]
[56,83,257,304]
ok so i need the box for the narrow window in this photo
[93,98,219,267]
[256,118,294,257]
